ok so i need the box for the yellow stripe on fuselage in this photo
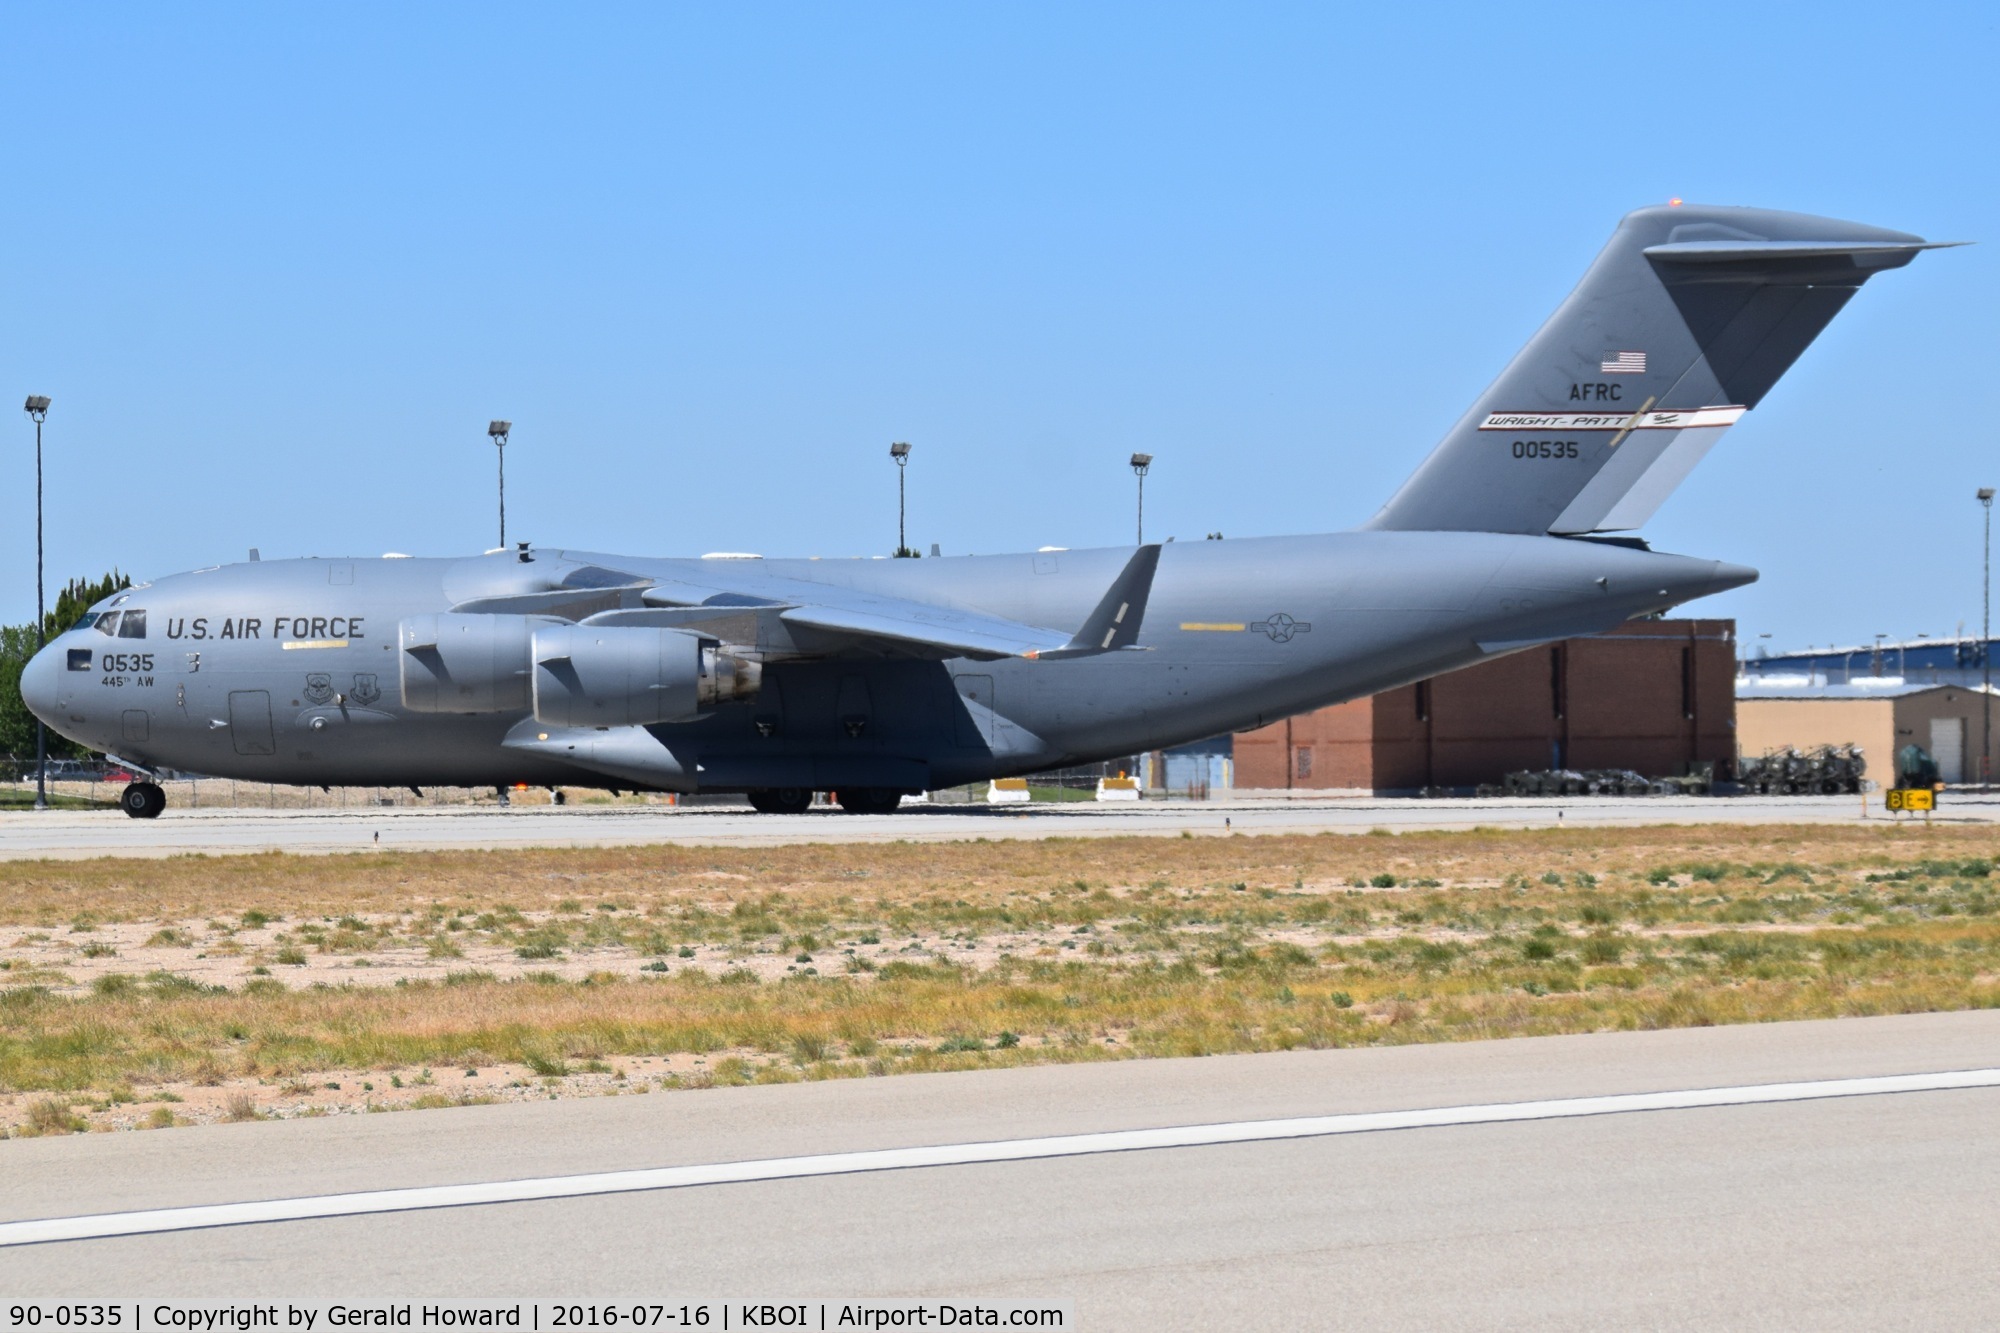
[1179,623,1246,632]
[281,639,350,650]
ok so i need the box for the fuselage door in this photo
[228,690,277,756]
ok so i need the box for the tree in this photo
[0,571,133,763]
[0,625,37,763]
[47,571,131,640]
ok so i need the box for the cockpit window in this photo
[117,610,148,639]
[94,612,120,637]
[72,611,100,631]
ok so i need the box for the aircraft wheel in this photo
[835,787,903,815]
[748,787,814,815]
[120,781,166,820]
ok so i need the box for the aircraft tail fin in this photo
[1365,205,1955,536]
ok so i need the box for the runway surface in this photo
[4,791,1992,859]
[5,1010,1999,1327]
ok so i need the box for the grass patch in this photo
[7,823,2000,1130]
[22,1096,86,1135]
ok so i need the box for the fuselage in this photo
[20,532,1751,793]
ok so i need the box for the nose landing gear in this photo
[120,781,167,820]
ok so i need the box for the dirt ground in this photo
[4,822,1996,1135]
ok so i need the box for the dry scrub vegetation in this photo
[2,823,1997,1135]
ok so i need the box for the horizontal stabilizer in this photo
[1643,238,1963,267]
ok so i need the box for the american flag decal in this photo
[1600,350,1646,374]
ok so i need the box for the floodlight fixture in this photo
[890,442,914,556]
[23,396,51,809]
[1129,454,1153,544]
[1982,488,1996,787]
[486,420,513,547]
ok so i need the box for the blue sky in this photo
[5,3,1996,652]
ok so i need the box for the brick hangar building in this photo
[1231,619,1736,793]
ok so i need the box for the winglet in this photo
[1026,545,1162,660]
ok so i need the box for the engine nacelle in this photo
[531,625,761,729]
[399,613,544,713]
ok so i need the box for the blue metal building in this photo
[1741,636,1995,688]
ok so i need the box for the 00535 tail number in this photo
[1511,440,1579,459]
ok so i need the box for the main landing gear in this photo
[833,787,903,815]
[120,781,166,820]
[746,787,814,815]
[743,787,906,814]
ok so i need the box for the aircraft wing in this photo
[775,600,1071,661]
[580,595,1058,660]
[621,545,1163,662]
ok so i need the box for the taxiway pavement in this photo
[4,1011,1998,1327]
[3,791,1992,859]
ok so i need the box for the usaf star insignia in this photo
[1250,612,1311,642]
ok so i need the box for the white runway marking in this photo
[6,1067,1997,1248]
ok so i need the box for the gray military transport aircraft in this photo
[20,204,1952,818]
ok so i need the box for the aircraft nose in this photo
[20,641,62,725]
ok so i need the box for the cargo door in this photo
[228,690,276,757]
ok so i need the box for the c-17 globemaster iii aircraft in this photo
[21,204,1953,818]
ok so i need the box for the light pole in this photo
[487,421,511,549]
[889,441,913,557]
[23,396,50,811]
[1130,453,1152,545]
[1981,487,1994,789]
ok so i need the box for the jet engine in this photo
[400,614,760,724]
[399,612,545,713]
[530,624,761,729]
